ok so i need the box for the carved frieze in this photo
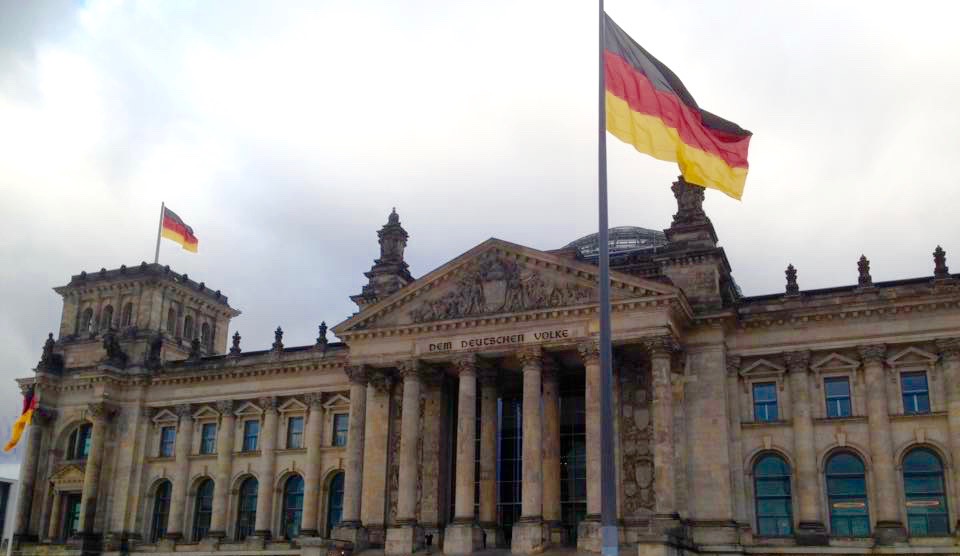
[409,252,593,323]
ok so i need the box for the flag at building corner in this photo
[603,13,752,200]
[4,387,38,452]
[161,207,199,253]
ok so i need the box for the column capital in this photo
[577,340,600,364]
[398,359,425,381]
[32,406,57,427]
[858,344,887,364]
[642,335,679,357]
[87,402,115,422]
[216,399,236,415]
[478,365,499,386]
[518,346,542,368]
[304,392,324,409]
[936,338,960,361]
[726,355,742,377]
[454,354,477,376]
[258,396,279,413]
[174,403,194,419]
[784,350,811,373]
[344,365,368,385]
[542,355,560,383]
[368,368,394,392]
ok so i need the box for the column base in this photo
[795,521,829,546]
[332,522,369,552]
[386,522,424,555]
[444,521,482,555]
[577,516,601,553]
[510,517,544,554]
[543,520,565,546]
[873,520,907,545]
[478,521,499,549]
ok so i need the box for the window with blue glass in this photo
[235,478,258,541]
[825,377,852,418]
[326,472,344,535]
[242,420,260,452]
[754,454,793,536]
[282,475,304,539]
[901,372,931,414]
[332,414,348,447]
[159,426,176,458]
[63,492,82,538]
[150,481,171,542]
[200,423,217,454]
[67,423,92,460]
[826,452,870,536]
[903,448,949,536]
[192,479,214,541]
[286,416,304,449]
[753,382,778,422]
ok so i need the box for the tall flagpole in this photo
[153,202,165,264]
[597,2,618,556]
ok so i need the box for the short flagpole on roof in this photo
[154,201,164,265]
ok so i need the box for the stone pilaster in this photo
[478,367,499,546]
[859,344,906,544]
[577,340,603,551]
[300,394,324,537]
[333,366,369,548]
[541,358,562,544]
[46,489,62,542]
[512,347,544,554]
[936,338,960,534]
[360,369,393,546]
[208,400,235,539]
[13,405,52,545]
[386,360,425,554]
[646,337,679,532]
[445,355,482,554]
[166,404,194,540]
[78,402,113,541]
[253,397,279,539]
[785,351,827,545]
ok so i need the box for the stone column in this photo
[360,370,393,545]
[166,404,194,540]
[580,341,602,519]
[333,367,369,547]
[784,351,827,544]
[300,394,324,537]
[512,347,544,554]
[386,361,424,554]
[254,397,279,539]
[79,402,112,538]
[13,406,51,544]
[646,337,678,528]
[445,355,482,554]
[47,490,62,541]
[860,344,905,544]
[541,357,562,544]
[937,339,960,532]
[208,400,235,539]
[478,367,499,546]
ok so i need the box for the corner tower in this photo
[351,208,414,309]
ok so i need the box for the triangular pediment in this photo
[323,394,350,409]
[739,358,786,378]
[234,401,263,417]
[887,347,937,367]
[151,409,178,424]
[51,464,85,487]
[812,352,859,370]
[278,398,307,413]
[335,238,680,334]
[192,405,219,420]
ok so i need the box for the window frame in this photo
[67,423,93,460]
[150,481,172,543]
[281,475,304,539]
[825,451,871,537]
[902,448,950,537]
[199,422,217,455]
[752,382,779,423]
[192,479,215,541]
[286,416,304,450]
[159,426,176,458]
[753,453,794,537]
[241,420,260,452]
[332,413,349,447]
[235,478,258,541]
[121,302,134,327]
[824,375,853,419]
[900,371,931,415]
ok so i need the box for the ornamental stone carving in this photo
[32,407,57,427]
[858,344,886,364]
[258,396,279,412]
[344,365,368,385]
[726,355,741,377]
[541,355,560,382]
[642,336,678,358]
[784,351,811,373]
[368,369,394,392]
[304,392,324,409]
[88,402,115,422]
[578,340,600,364]
[174,404,193,419]
[619,364,654,515]
[398,359,424,381]
[936,338,960,361]
[478,366,499,386]
[409,252,593,323]
[454,355,477,376]
[517,346,542,368]
[216,400,236,414]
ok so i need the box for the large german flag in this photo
[161,207,199,253]
[4,387,37,452]
[603,14,752,200]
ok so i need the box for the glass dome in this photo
[565,226,667,258]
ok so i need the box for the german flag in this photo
[4,387,37,452]
[603,14,752,200]
[161,207,199,253]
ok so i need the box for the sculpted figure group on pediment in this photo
[409,252,594,323]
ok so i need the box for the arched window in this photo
[326,472,344,536]
[201,323,211,350]
[754,453,793,536]
[101,305,114,331]
[235,478,258,541]
[192,479,214,541]
[80,308,94,334]
[121,303,134,327]
[184,315,194,340]
[903,448,949,536]
[151,481,172,542]
[166,308,177,335]
[66,423,93,460]
[826,452,870,536]
[281,475,304,539]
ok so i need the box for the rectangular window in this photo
[901,372,931,415]
[200,423,217,454]
[159,426,176,458]
[63,493,82,539]
[825,377,852,418]
[286,416,304,449]
[242,420,260,452]
[332,414,349,447]
[753,382,779,422]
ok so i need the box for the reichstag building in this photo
[12,179,960,556]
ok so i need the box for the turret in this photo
[351,208,414,309]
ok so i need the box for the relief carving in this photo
[409,252,593,323]
[387,380,403,525]
[619,363,655,516]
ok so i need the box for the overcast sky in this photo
[2,0,960,427]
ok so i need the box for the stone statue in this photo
[101,331,128,369]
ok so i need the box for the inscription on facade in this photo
[421,327,580,354]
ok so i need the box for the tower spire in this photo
[351,208,414,309]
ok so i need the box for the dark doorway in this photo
[496,397,523,545]
[559,384,586,545]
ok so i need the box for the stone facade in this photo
[11,181,960,556]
